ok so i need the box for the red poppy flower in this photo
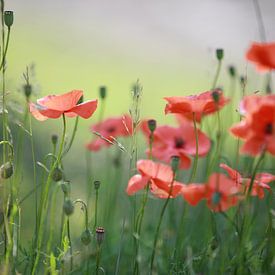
[246,42,275,72]
[141,119,211,169]
[86,115,132,151]
[126,160,185,199]
[29,90,97,121]
[164,90,229,122]
[181,184,207,206]
[220,163,275,199]
[205,173,240,212]
[230,95,275,156]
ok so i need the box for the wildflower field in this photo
[1,0,275,274]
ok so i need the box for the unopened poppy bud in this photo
[61,181,71,196]
[94,180,101,190]
[99,86,107,100]
[216,48,224,61]
[81,229,92,245]
[211,90,220,103]
[51,134,58,145]
[52,167,63,182]
[4,11,14,28]
[147,119,157,133]
[212,192,221,205]
[228,66,236,78]
[24,84,32,98]
[0,162,13,179]
[96,226,105,246]
[63,198,74,216]
[170,156,180,173]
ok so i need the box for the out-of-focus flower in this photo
[230,95,275,156]
[126,160,185,198]
[141,118,211,169]
[181,184,206,206]
[164,90,229,122]
[29,90,97,121]
[220,163,275,199]
[86,115,132,151]
[246,42,275,72]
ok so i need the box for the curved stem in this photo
[74,199,89,229]
[0,26,10,71]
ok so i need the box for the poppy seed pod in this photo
[96,227,105,246]
[51,134,58,145]
[212,192,221,205]
[0,162,13,179]
[147,119,157,133]
[211,90,220,103]
[63,199,74,216]
[170,156,180,174]
[24,84,32,98]
[4,11,14,28]
[81,229,92,245]
[228,66,236,78]
[216,48,224,61]
[94,180,101,190]
[99,86,107,100]
[52,167,63,182]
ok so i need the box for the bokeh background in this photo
[4,0,275,246]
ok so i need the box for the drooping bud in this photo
[52,167,63,182]
[63,198,74,216]
[81,229,92,245]
[96,227,105,246]
[94,180,101,190]
[211,90,220,103]
[228,65,236,78]
[216,48,224,61]
[4,11,14,28]
[147,119,157,133]
[212,192,221,205]
[51,134,58,145]
[99,86,107,100]
[170,156,180,174]
[0,162,13,179]
[24,83,32,98]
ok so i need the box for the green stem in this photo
[67,217,73,271]
[94,189,99,232]
[212,60,222,90]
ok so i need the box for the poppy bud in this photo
[212,192,221,205]
[61,181,71,196]
[0,161,13,179]
[52,167,63,182]
[96,226,105,246]
[24,84,32,98]
[99,86,107,100]
[63,198,74,216]
[81,229,92,245]
[228,66,236,78]
[216,48,224,61]
[170,156,180,174]
[4,11,14,28]
[211,90,220,103]
[147,119,157,133]
[51,134,58,145]
[94,180,101,190]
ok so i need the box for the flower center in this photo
[265,123,273,135]
[174,137,185,148]
[107,126,116,133]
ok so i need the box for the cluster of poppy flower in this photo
[29,41,275,213]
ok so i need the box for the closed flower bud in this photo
[51,134,58,145]
[212,192,221,205]
[216,48,224,61]
[99,86,107,100]
[52,167,63,182]
[211,90,220,103]
[24,84,32,98]
[4,11,14,28]
[147,119,157,133]
[94,180,101,190]
[81,229,92,245]
[63,199,74,216]
[228,65,236,78]
[96,227,105,246]
[170,156,180,174]
[0,162,13,179]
